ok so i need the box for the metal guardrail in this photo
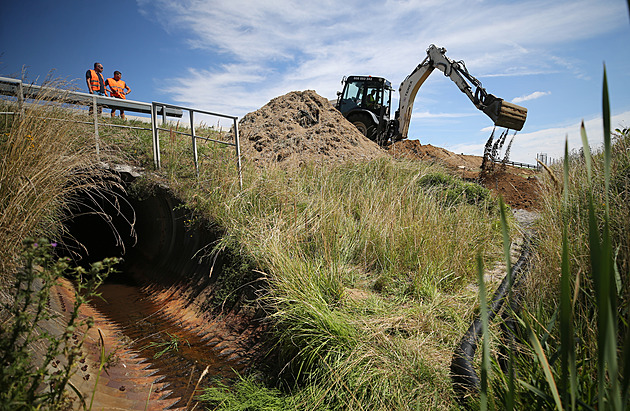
[0,76,242,188]
[0,76,182,117]
[0,76,183,157]
[151,101,242,189]
[493,158,540,170]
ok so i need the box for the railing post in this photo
[93,95,100,160]
[151,103,161,170]
[233,117,243,189]
[190,110,199,177]
[17,80,24,115]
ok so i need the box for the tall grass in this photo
[175,154,508,408]
[0,84,123,280]
[478,68,630,410]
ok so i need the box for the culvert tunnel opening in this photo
[58,175,259,407]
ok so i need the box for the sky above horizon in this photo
[1,0,629,164]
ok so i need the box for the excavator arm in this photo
[396,45,527,140]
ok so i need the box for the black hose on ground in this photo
[450,235,533,406]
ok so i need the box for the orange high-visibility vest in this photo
[107,78,127,99]
[88,70,105,93]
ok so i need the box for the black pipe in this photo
[450,236,533,406]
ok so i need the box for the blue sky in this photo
[1,0,629,163]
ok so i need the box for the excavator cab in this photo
[337,45,528,146]
[335,76,393,142]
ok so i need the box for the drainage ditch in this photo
[55,174,264,409]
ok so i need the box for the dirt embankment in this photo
[237,90,386,168]
[237,90,541,210]
[387,140,542,210]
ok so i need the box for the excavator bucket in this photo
[482,94,527,131]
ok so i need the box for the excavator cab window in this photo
[336,76,393,122]
[381,86,391,118]
[339,80,365,112]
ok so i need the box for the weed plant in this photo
[0,238,116,410]
[143,332,190,359]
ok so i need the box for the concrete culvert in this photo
[52,171,266,410]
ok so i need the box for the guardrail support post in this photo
[17,81,24,115]
[233,118,243,189]
[93,95,100,160]
[190,110,199,177]
[151,103,161,170]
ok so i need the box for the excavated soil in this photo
[237,90,387,168]
[386,140,541,210]
[237,91,541,210]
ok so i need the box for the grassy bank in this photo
[1,92,510,409]
[5,81,629,409]
[188,159,504,409]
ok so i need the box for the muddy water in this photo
[91,280,246,407]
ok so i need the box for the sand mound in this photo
[237,90,386,168]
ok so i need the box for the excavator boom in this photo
[396,45,527,140]
[335,44,527,146]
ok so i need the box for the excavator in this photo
[334,44,527,145]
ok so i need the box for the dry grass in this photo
[0,83,123,280]
[1,81,510,409]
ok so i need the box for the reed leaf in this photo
[478,254,491,411]
[523,312,563,410]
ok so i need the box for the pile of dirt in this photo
[237,90,540,210]
[479,170,541,210]
[237,90,387,168]
[388,140,541,210]
[387,140,482,171]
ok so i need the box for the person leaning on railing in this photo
[86,62,108,114]
[106,70,131,120]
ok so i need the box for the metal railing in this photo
[151,102,242,189]
[0,76,242,187]
[493,158,540,170]
[0,76,182,159]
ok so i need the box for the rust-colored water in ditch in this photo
[89,280,247,408]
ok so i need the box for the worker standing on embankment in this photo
[85,62,107,114]
[106,70,131,119]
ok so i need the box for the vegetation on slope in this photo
[1,90,507,409]
[4,72,628,410]
[163,135,506,409]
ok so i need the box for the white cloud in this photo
[512,91,551,103]
[412,111,477,119]
[137,0,629,142]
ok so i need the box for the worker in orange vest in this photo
[85,62,108,114]
[106,71,131,119]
